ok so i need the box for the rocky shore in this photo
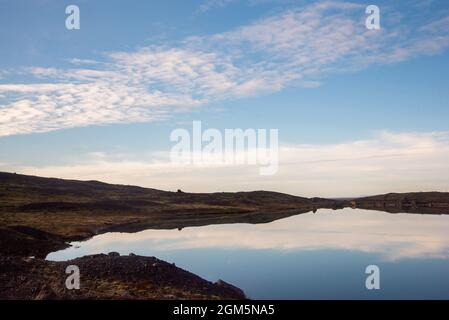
[0,253,245,300]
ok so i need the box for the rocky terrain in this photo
[350,192,449,214]
[0,253,245,300]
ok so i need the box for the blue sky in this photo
[0,0,449,196]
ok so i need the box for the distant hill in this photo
[351,192,449,214]
[0,171,314,214]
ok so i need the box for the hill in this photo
[0,171,322,257]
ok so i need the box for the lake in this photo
[47,208,449,299]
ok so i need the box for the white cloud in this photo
[0,81,201,136]
[1,1,449,136]
[3,131,449,197]
[68,58,101,66]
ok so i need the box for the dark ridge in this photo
[0,254,246,300]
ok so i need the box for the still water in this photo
[47,208,449,299]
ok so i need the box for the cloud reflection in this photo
[47,208,449,262]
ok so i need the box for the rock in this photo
[34,284,57,300]
[129,253,136,256]
[108,252,120,257]
[215,279,246,299]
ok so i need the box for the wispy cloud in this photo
[198,0,296,12]
[67,58,101,66]
[1,1,449,136]
[3,131,449,197]
[198,0,240,12]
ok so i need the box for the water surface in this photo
[47,208,449,299]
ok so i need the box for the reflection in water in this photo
[47,208,449,299]
[49,208,449,261]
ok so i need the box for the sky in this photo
[0,0,449,197]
